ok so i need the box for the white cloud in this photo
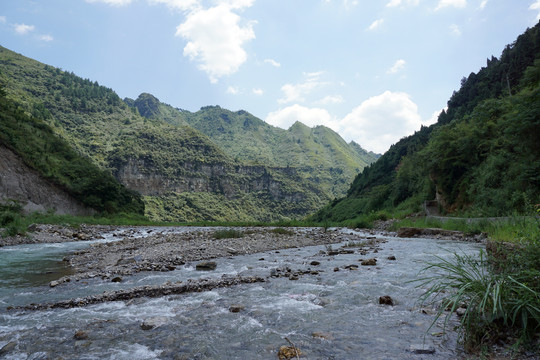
[367,18,384,31]
[264,58,281,67]
[386,0,419,7]
[0,16,6,24]
[316,95,344,105]
[148,0,200,11]
[252,88,264,95]
[38,34,54,42]
[479,0,488,10]
[86,0,134,6]
[338,91,427,153]
[14,23,34,35]
[387,59,406,74]
[278,71,327,104]
[226,86,239,94]
[450,24,461,36]
[266,104,337,130]
[435,0,467,11]
[175,2,256,83]
[530,0,540,21]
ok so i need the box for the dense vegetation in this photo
[0,85,144,215]
[313,22,540,222]
[126,95,379,198]
[0,45,374,222]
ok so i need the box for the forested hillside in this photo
[0,45,374,221]
[313,22,540,222]
[0,85,144,215]
[126,94,379,198]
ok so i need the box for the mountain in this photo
[126,95,379,198]
[312,22,540,222]
[0,85,144,215]
[0,45,375,221]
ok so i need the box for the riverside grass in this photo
[416,239,540,353]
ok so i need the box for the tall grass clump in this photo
[213,229,245,239]
[417,245,540,353]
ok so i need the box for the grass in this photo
[392,216,540,244]
[268,228,295,236]
[416,238,540,354]
[212,229,245,239]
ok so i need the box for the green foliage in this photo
[213,229,244,239]
[417,244,540,352]
[314,22,540,222]
[0,84,144,215]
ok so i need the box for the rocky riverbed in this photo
[51,227,385,285]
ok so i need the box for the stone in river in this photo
[310,261,321,266]
[229,304,245,313]
[195,261,217,271]
[0,342,16,356]
[409,344,436,354]
[74,330,89,340]
[278,345,303,360]
[111,276,123,283]
[379,295,394,306]
[387,255,396,260]
[361,258,377,266]
[141,316,168,330]
[49,280,60,287]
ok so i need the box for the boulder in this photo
[278,345,303,360]
[0,342,16,356]
[141,316,168,330]
[387,255,396,260]
[409,344,435,354]
[229,304,245,313]
[73,330,89,340]
[196,261,217,271]
[379,295,394,306]
[361,258,377,266]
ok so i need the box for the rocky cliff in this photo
[0,145,94,215]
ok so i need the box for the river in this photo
[0,227,482,359]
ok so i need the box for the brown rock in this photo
[361,258,377,266]
[379,295,394,306]
[74,330,89,340]
[278,345,303,359]
[229,304,245,313]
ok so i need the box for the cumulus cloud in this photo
[86,0,134,6]
[252,88,264,95]
[278,71,327,104]
[226,86,239,94]
[387,59,406,74]
[339,91,426,153]
[266,104,337,130]
[175,2,256,83]
[435,0,467,11]
[264,58,281,67]
[14,23,35,35]
[531,0,540,21]
[0,16,6,24]
[479,0,488,9]
[367,18,384,31]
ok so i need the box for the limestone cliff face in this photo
[0,145,94,215]
[114,157,312,203]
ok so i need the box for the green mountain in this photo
[313,22,540,222]
[0,45,375,221]
[126,95,379,198]
[0,84,144,215]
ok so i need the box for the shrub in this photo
[417,246,540,353]
[213,229,244,239]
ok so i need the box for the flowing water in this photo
[0,228,482,359]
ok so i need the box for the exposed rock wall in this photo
[114,157,314,203]
[0,145,94,215]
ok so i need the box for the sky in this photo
[1,0,539,153]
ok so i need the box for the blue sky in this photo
[1,0,538,153]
